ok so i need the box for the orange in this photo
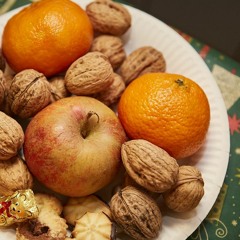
[2,0,93,77]
[118,72,210,159]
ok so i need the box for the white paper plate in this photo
[0,1,230,240]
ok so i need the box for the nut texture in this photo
[86,0,131,36]
[0,70,5,106]
[119,46,166,85]
[0,156,33,196]
[121,139,179,192]
[110,186,162,240]
[0,111,24,161]
[65,51,114,95]
[7,69,51,119]
[91,35,126,70]
[0,73,14,116]
[0,50,6,72]
[163,165,204,212]
[92,72,125,106]
[122,172,160,200]
[49,75,70,102]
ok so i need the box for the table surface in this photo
[0,1,240,240]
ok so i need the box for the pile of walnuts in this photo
[109,139,204,239]
[0,0,205,240]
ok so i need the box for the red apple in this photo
[23,96,127,197]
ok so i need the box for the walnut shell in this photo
[91,35,126,70]
[7,69,51,119]
[110,186,162,240]
[86,0,131,36]
[0,111,24,161]
[122,172,160,200]
[0,73,14,116]
[119,46,166,85]
[163,165,204,212]
[0,50,6,72]
[0,70,5,107]
[65,52,114,95]
[121,139,179,193]
[49,75,70,103]
[92,72,125,106]
[0,156,33,196]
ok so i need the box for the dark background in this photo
[124,0,240,63]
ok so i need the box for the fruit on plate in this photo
[2,0,93,77]
[118,72,210,159]
[23,96,127,197]
[70,212,114,240]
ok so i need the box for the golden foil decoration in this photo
[0,189,39,227]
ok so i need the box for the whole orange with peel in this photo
[118,72,210,159]
[2,0,93,77]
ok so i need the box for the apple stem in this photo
[81,111,100,138]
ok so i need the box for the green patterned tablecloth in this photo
[178,31,240,240]
[0,1,240,240]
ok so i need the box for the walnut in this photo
[2,73,13,91]
[0,70,5,107]
[0,156,33,196]
[122,172,160,200]
[121,139,179,193]
[0,50,6,72]
[0,111,24,161]
[65,52,114,95]
[91,35,126,70]
[92,72,125,106]
[110,186,162,240]
[86,0,131,36]
[163,165,204,212]
[0,72,14,115]
[48,75,70,103]
[119,46,166,85]
[7,69,51,119]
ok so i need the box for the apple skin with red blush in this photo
[23,96,127,197]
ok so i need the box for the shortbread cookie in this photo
[16,193,68,240]
[35,193,63,215]
[63,195,111,226]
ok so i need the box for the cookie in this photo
[16,193,68,240]
[72,212,114,240]
[63,195,111,226]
